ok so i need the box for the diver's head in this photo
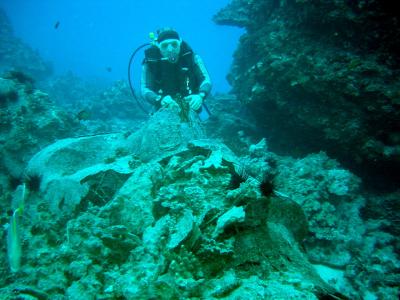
[157,28,181,63]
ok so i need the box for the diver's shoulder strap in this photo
[180,41,193,55]
[143,46,161,63]
[179,41,195,69]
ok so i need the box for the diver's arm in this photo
[141,64,161,106]
[193,54,212,98]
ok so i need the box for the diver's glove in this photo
[185,94,203,111]
[161,95,179,108]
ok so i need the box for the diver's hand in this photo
[161,95,179,108]
[185,94,203,111]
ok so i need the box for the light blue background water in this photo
[1,0,243,93]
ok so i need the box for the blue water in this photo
[1,0,243,93]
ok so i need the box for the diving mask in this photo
[158,39,181,63]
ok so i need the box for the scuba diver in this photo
[140,28,212,116]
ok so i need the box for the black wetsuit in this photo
[141,41,212,110]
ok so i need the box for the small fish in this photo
[54,21,60,29]
[76,110,91,121]
[106,67,112,72]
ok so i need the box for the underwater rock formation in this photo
[204,94,260,155]
[0,9,52,80]
[44,73,148,122]
[214,0,400,189]
[0,109,349,299]
[0,74,82,190]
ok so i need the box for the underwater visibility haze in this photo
[0,1,399,299]
[1,0,241,93]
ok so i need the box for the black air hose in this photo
[128,43,150,114]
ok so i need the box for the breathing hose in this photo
[127,43,150,114]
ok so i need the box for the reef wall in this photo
[0,9,52,79]
[214,0,400,190]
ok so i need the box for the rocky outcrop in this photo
[0,75,81,184]
[43,74,148,122]
[0,9,52,79]
[214,0,400,189]
[1,109,351,299]
[1,104,398,298]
